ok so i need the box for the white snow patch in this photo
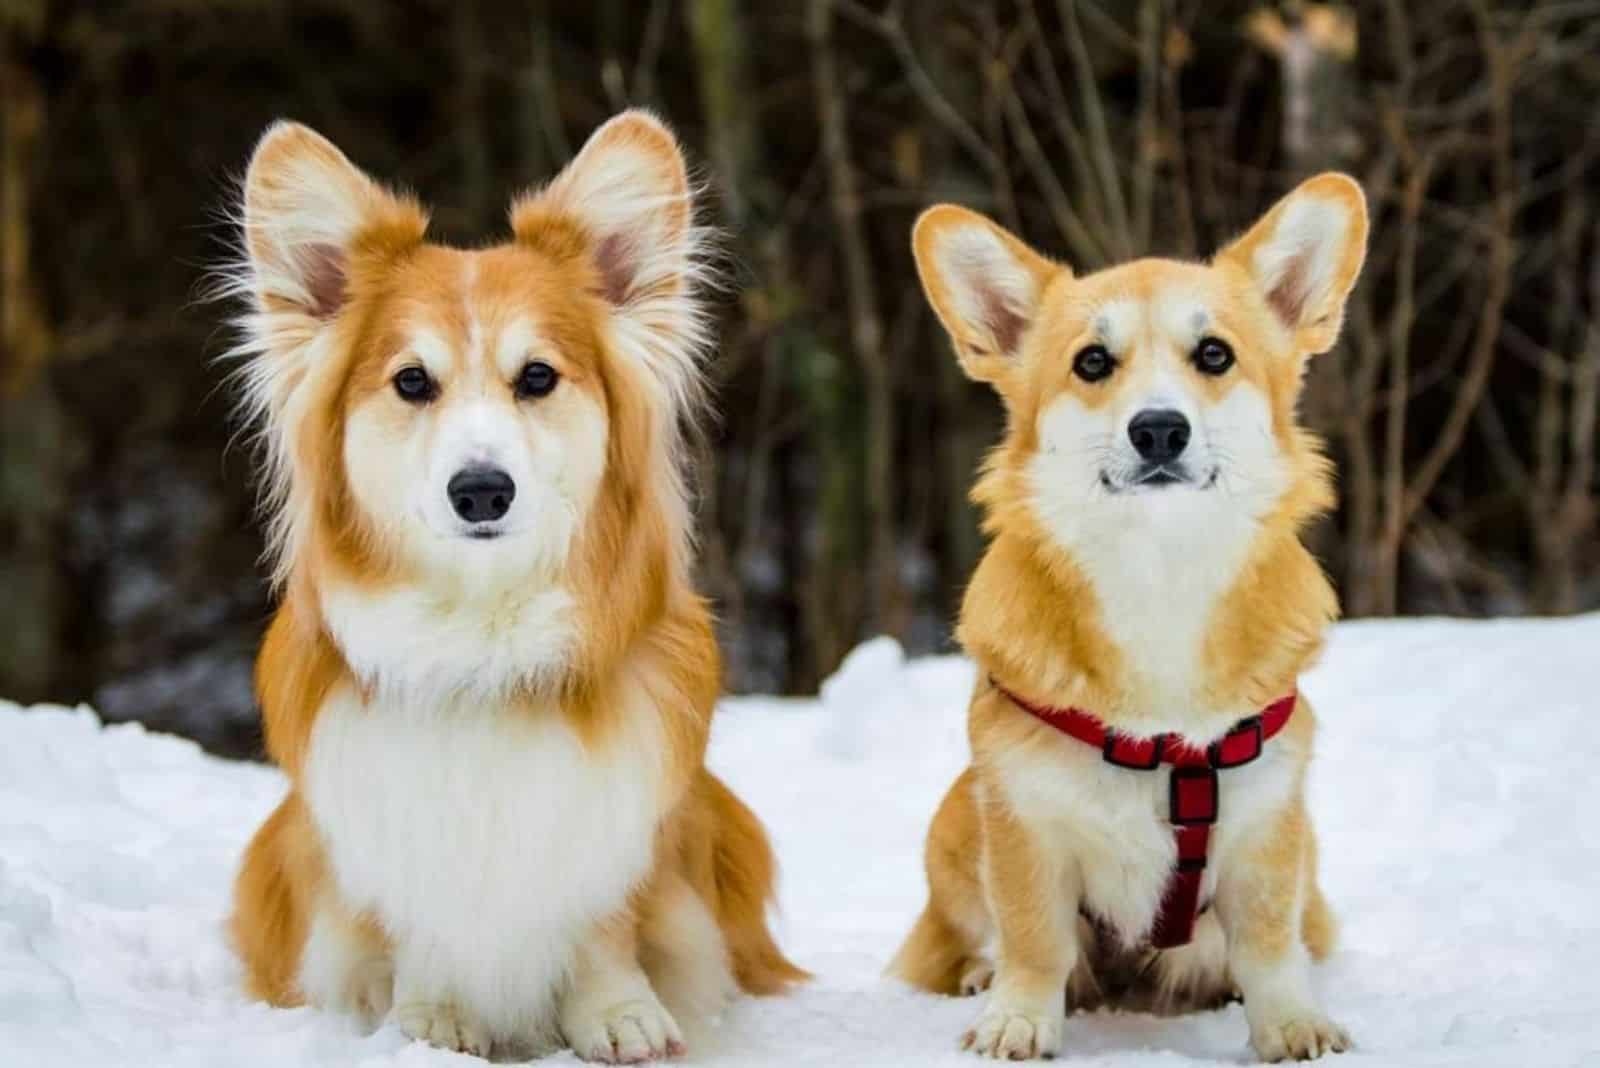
[2,615,1599,1066]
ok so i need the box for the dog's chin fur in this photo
[226,112,804,1060]
[893,178,1367,1061]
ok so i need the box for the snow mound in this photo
[3,615,1599,1066]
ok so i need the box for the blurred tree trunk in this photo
[518,1,570,174]
[1368,4,1516,616]
[1248,3,1365,603]
[1,38,72,702]
[689,0,750,229]
[686,0,752,650]
[453,3,491,232]
[1529,192,1600,613]
[910,6,989,604]
[809,0,903,645]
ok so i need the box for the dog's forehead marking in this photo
[448,254,548,384]
[462,256,483,367]
[410,328,454,376]
[494,317,541,378]
[1153,286,1212,344]
[1091,299,1141,350]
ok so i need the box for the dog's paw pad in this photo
[961,1003,1062,1060]
[392,1001,491,1057]
[1251,1014,1352,1061]
[565,997,685,1064]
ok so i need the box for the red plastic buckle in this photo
[1209,717,1264,768]
[1103,732,1165,770]
[1169,766,1218,825]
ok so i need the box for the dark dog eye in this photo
[1193,337,1235,376]
[1072,345,1115,383]
[393,366,436,403]
[515,360,559,399]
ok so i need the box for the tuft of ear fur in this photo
[218,121,427,590]
[912,205,1060,385]
[238,121,428,325]
[1218,173,1368,354]
[509,110,711,420]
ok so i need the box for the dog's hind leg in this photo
[1300,827,1338,962]
[888,769,994,996]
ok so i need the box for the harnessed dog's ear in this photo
[240,121,426,323]
[1217,173,1368,355]
[912,205,1060,386]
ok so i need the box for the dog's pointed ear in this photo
[913,205,1060,386]
[510,109,704,403]
[231,122,427,593]
[1217,173,1368,354]
[241,121,426,323]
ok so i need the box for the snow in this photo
[3,615,1598,1067]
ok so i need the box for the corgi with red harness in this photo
[890,175,1368,1062]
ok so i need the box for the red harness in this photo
[995,683,1296,949]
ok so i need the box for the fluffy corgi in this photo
[890,175,1368,1062]
[226,111,804,1061]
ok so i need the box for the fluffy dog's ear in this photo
[1217,173,1368,354]
[228,122,426,592]
[511,110,706,408]
[241,121,426,324]
[912,205,1060,386]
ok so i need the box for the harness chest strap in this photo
[994,682,1297,949]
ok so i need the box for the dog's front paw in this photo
[563,994,685,1064]
[1250,1012,1352,1061]
[392,1000,491,1057]
[961,1000,1063,1060]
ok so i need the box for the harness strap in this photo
[994,682,1296,949]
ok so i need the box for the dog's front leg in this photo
[559,910,685,1064]
[962,792,1078,1060]
[298,892,393,1028]
[1216,800,1351,1062]
[389,939,493,1057]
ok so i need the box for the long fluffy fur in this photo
[224,111,802,1060]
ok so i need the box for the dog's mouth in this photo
[1100,464,1219,494]
[463,525,505,541]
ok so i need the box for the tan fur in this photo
[888,769,990,996]
[666,771,812,996]
[232,791,322,1005]
[227,112,801,1057]
[895,177,1367,1061]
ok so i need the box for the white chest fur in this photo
[1035,491,1261,724]
[992,726,1304,943]
[319,579,578,700]
[302,683,668,1039]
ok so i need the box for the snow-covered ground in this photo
[3,616,1598,1067]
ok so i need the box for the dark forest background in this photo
[2,1,1597,757]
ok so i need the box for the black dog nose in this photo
[448,466,516,523]
[1128,409,1191,463]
